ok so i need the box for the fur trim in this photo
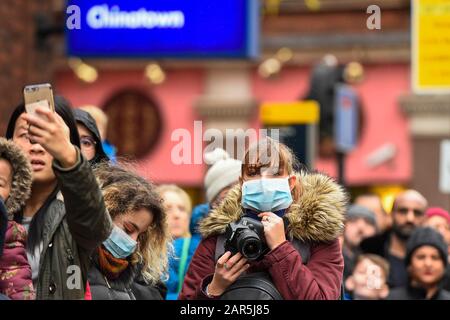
[0,138,32,216]
[199,171,348,243]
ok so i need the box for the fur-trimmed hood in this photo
[0,138,32,216]
[199,171,348,243]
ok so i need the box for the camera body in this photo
[224,217,269,261]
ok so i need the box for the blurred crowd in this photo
[0,94,449,300]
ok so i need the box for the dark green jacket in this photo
[35,148,112,299]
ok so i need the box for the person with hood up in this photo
[0,138,35,299]
[387,227,450,300]
[88,163,171,300]
[179,138,347,300]
[73,108,109,166]
[5,96,113,299]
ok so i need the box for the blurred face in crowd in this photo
[0,159,12,201]
[424,216,450,247]
[345,258,389,300]
[391,191,427,241]
[211,185,233,209]
[162,190,190,239]
[344,218,377,248]
[355,195,391,232]
[409,246,445,288]
[113,208,153,242]
[77,124,96,161]
[12,114,56,184]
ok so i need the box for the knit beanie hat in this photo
[346,204,377,229]
[425,207,450,225]
[405,227,448,267]
[204,148,242,203]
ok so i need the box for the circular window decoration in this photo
[103,89,162,159]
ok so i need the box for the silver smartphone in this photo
[23,83,55,118]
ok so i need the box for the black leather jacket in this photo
[35,148,113,299]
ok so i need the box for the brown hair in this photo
[241,137,303,201]
[94,162,171,284]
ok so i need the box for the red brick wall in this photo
[0,0,56,136]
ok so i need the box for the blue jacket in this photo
[165,236,201,300]
[189,203,210,243]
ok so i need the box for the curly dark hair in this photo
[93,162,170,284]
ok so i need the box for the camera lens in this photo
[241,238,262,260]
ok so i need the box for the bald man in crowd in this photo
[360,190,428,288]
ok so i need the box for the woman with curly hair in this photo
[88,164,171,300]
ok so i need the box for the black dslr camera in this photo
[224,217,269,261]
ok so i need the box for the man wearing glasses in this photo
[360,190,428,289]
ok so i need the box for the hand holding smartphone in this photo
[22,83,78,167]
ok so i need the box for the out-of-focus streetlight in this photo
[344,61,364,85]
[68,58,98,83]
[145,63,166,85]
[305,0,321,11]
[258,47,293,79]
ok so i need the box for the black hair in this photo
[5,95,81,252]
[6,95,81,148]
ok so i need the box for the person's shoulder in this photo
[438,289,450,300]
[386,287,409,300]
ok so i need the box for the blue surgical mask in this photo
[103,225,137,259]
[241,177,293,213]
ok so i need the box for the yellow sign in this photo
[413,0,450,93]
[260,100,320,125]
[370,185,407,214]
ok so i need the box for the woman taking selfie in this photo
[5,96,113,299]
[180,138,347,300]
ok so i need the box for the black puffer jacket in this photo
[387,285,450,300]
[88,253,165,300]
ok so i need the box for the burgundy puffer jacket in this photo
[0,221,35,300]
[180,171,347,300]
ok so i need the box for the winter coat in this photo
[88,253,164,300]
[387,285,450,300]
[31,148,113,299]
[0,199,7,259]
[165,236,201,300]
[0,221,35,299]
[179,171,347,300]
[0,138,34,299]
[190,203,210,242]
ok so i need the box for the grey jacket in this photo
[35,148,112,299]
